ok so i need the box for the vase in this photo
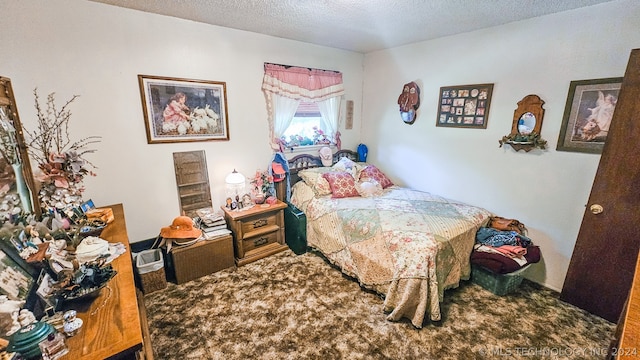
[254,193,265,204]
[11,162,32,214]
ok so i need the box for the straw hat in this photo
[160,216,202,239]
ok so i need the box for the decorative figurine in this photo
[63,310,83,336]
[18,309,37,327]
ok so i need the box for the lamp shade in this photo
[225,169,245,185]
[225,169,245,196]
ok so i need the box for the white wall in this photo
[0,0,364,242]
[361,0,640,290]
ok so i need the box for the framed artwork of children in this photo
[138,75,230,143]
[435,83,494,129]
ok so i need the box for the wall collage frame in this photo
[435,83,494,129]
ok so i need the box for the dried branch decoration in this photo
[23,89,101,189]
[24,89,101,167]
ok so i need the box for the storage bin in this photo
[471,264,529,296]
[136,249,167,294]
[170,235,235,284]
[284,202,307,255]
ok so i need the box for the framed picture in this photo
[556,77,622,153]
[0,241,37,308]
[80,199,95,213]
[138,75,230,143]
[436,83,493,128]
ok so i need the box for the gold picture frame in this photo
[138,75,230,143]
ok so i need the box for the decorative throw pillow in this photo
[298,168,333,196]
[359,165,394,189]
[322,171,360,199]
[332,157,355,170]
[355,179,383,198]
[333,157,365,180]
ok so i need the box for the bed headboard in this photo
[287,149,359,185]
[274,149,359,201]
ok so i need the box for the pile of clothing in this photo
[472,216,541,274]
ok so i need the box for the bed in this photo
[285,149,492,327]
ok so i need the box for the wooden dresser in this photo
[62,203,153,360]
[222,201,288,266]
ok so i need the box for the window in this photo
[280,101,333,148]
[262,63,344,152]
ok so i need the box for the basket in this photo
[471,264,529,296]
[136,249,167,294]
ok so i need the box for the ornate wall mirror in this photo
[0,77,40,223]
[499,94,548,152]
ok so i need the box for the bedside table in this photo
[221,200,288,266]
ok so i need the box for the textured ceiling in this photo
[88,0,614,53]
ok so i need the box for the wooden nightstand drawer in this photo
[240,213,279,235]
[243,230,279,254]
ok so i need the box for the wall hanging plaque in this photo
[397,82,420,124]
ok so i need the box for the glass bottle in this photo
[38,332,68,360]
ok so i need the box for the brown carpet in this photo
[144,250,615,359]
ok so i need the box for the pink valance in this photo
[262,63,344,101]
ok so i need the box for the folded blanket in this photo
[475,227,533,247]
[493,245,527,258]
[471,245,541,274]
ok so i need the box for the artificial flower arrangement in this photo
[23,89,101,213]
[251,170,273,197]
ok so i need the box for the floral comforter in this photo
[291,182,492,327]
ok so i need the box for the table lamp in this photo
[225,169,246,199]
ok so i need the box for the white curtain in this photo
[262,63,344,151]
[317,96,341,145]
[265,92,300,151]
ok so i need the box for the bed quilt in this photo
[291,182,492,327]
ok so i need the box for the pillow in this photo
[332,157,355,170]
[322,171,359,199]
[359,165,394,189]
[333,157,365,180]
[298,168,334,196]
[355,179,383,198]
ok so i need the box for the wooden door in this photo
[560,49,640,322]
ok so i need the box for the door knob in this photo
[590,204,604,215]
